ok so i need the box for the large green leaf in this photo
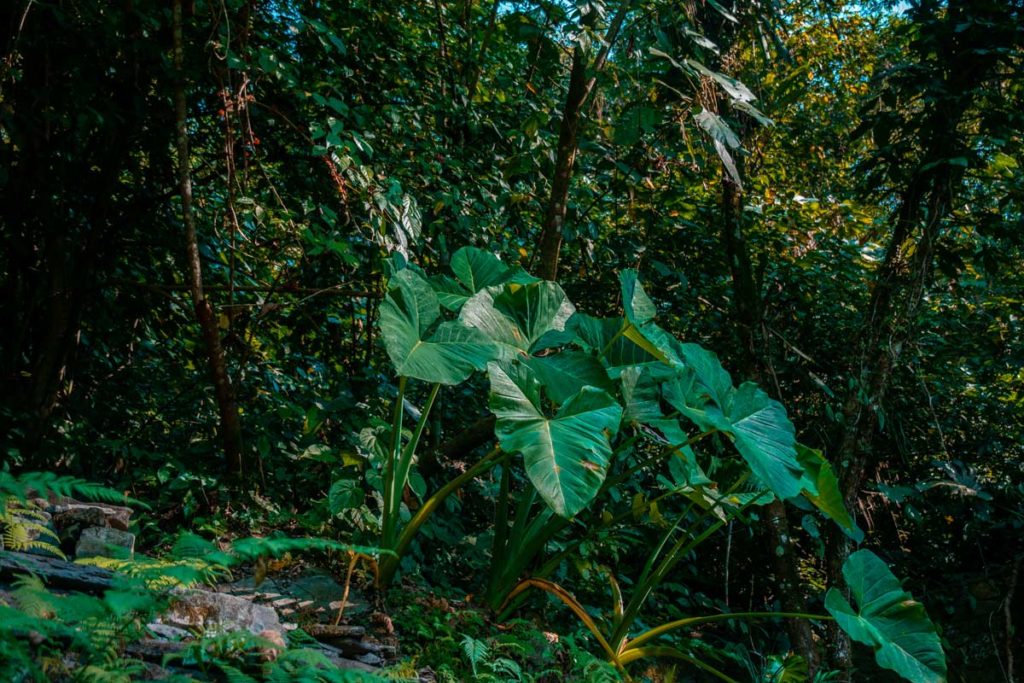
[451,247,512,293]
[665,372,806,499]
[795,444,863,542]
[380,269,496,384]
[826,550,947,683]
[433,247,514,311]
[619,366,663,423]
[723,383,806,498]
[572,314,660,372]
[672,341,735,408]
[488,361,623,518]
[620,269,657,327]
[460,281,575,360]
[524,351,614,405]
[609,281,806,498]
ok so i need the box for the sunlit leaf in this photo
[381,269,496,384]
[489,361,622,518]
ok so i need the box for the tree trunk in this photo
[536,3,631,281]
[825,172,954,676]
[172,0,245,476]
[536,45,587,281]
[720,170,820,671]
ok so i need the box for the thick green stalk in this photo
[611,476,759,649]
[624,611,831,652]
[378,446,504,587]
[393,382,442,515]
[381,376,408,548]
[488,461,512,596]
[492,430,714,613]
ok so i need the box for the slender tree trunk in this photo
[822,1,999,670]
[537,46,587,281]
[536,3,631,280]
[172,0,245,475]
[720,170,820,672]
[825,174,953,676]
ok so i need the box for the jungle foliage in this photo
[1,0,1022,681]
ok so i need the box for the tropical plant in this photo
[505,548,943,683]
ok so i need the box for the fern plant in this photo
[0,573,162,683]
[459,634,528,682]
[0,470,143,508]
[0,470,143,560]
[0,495,63,558]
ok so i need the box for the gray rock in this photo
[355,652,384,666]
[50,502,133,532]
[146,622,193,641]
[0,550,115,593]
[75,526,135,560]
[165,587,283,635]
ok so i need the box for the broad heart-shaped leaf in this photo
[672,340,735,408]
[488,361,623,518]
[622,320,806,498]
[460,281,575,360]
[451,247,512,294]
[619,269,657,326]
[524,351,614,405]
[826,550,947,683]
[619,366,663,424]
[431,274,472,312]
[795,444,863,542]
[572,314,661,372]
[433,247,514,311]
[380,269,496,384]
[665,372,807,500]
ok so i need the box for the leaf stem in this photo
[378,446,504,586]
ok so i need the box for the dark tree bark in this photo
[536,4,631,281]
[823,1,1001,672]
[825,165,960,676]
[172,0,245,475]
[720,170,819,671]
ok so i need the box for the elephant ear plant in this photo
[370,248,946,682]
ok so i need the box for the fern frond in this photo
[78,555,226,590]
[0,471,146,509]
[228,536,392,562]
[488,657,523,681]
[14,519,60,540]
[218,663,260,683]
[22,539,68,559]
[461,634,490,677]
